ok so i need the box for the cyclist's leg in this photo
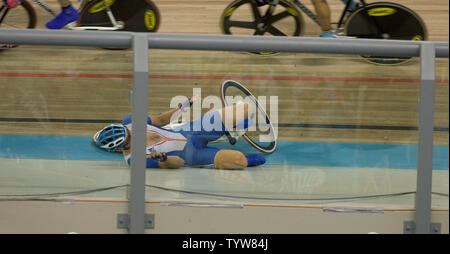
[176,110,226,144]
[214,149,266,169]
[181,105,264,169]
[46,0,79,29]
[214,149,247,169]
[310,0,333,37]
[191,146,264,169]
[57,0,71,6]
[179,102,256,141]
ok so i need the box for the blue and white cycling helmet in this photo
[93,124,127,152]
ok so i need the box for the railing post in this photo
[415,42,436,234]
[128,33,149,234]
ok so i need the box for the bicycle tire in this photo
[220,80,277,154]
[78,0,160,33]
[0,0,36,48]
[220,0,303,55]
[344,2,427,65]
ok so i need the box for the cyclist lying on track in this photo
[93,97,266,170]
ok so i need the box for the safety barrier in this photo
[1,28,448,234]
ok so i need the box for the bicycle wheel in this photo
[0,0,36,48]
[220,80,277,154]
[344,2,427,65]
[221,0,303,55]
[78,0,160,32]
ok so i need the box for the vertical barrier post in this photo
[129,33,149,234]
[415,42,436,234]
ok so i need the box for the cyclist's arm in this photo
[121,98,192,127]
[158,156,185,169]
[151,107,181,127]
[151,97,193,127]
[121,112,167,127]
[126,155,185,169]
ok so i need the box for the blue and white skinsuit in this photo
[121,111,265,168]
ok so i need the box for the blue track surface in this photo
[0,135,448,170]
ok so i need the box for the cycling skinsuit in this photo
[122,110,227,168]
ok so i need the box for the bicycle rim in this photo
[220,80,277,154]
[0,0,36,48]
[344,2,427,65]
[78,0,160,32]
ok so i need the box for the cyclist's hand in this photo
[147,151,167,161]
[178,97,196,111]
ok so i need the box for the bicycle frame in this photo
[282,0,368,28]
[29,0,57,16]
[290,0,320,25]
[336,0,367,27]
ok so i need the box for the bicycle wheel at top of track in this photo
[221,0,303,55]
[220,80,277,154]
[0,0,36,48]
[78,0,160,32]
[344,2,427,65]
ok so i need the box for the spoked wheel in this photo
[220,0,303,55]
[344,2,427,65]
[220,80,277,154]
[78,0,160,32]
[0,0,36,48]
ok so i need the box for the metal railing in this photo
[0,28,448,234]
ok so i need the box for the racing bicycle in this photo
[220,0,427,64]
[0,0,161,48]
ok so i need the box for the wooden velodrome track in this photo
[0,0,448,146]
